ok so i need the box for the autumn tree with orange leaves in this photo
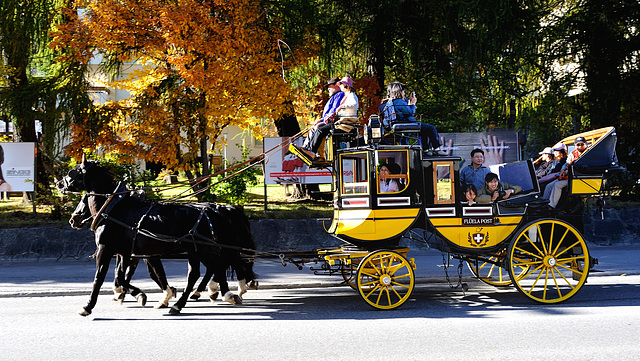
[53,0,313,175]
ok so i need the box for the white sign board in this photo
[0,142,35,192]
[263,137,332,185]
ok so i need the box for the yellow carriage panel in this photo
[331,207,420,241]
[570,177,603,195]
[429,216,523,249]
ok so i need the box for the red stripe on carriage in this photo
[344,200,368,205]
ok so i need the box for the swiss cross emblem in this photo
[472,233,485,244]
[468,228,489,247]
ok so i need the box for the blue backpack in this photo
[381,100,396,130]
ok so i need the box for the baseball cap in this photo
[337,76,353,89]
[539,147,553,155]
[574,136,587,145]
[552,143,567,151]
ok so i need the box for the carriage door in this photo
[433,161,456,205]
[339,151,370,207]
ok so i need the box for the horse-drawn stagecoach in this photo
[60,117,622,315]
[289,121,622,309]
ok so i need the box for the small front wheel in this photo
[507,219,590,303]
[467,249,529,287]
[356,250,415,309]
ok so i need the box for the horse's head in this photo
[57,157,114,194]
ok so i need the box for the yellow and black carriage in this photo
[290,119,622,310]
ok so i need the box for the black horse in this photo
[70,193,258,306]
[70,193,177,309]
[189,203,259,302]
[59,158,256,316]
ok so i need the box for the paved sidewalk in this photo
[0,244,638,297]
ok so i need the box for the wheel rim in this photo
[467,249,529,287]
[356,250,415,309]
[508,219,589,303]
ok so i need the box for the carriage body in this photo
[311,125,621,308]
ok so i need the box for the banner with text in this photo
[263,137,332,185]
[0,142,36,192]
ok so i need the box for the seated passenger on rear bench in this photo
[543,136,589,209]
[378,81,445,155]
[476,173,522,203]
[297,76,359,162]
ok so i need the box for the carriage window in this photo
[376,150,409,194]
[433,161,455,204]
[341,152,369,194]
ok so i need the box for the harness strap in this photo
[90,194,116,231]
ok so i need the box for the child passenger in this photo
[462,184,477,205]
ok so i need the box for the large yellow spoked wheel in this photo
[356,250,415,310]
[467,249,529,287]
[507,219,590,303]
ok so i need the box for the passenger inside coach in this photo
[379,163,402,193]
[462,184,477,205]
[476,173,522,203]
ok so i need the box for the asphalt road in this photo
[0,245,639,360]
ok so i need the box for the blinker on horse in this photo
[60,158,256,316]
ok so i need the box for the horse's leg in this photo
[229,257,248,299]
[112,255,125,302]
[190,266,214,301]
[144,259,176,309]
[169,257,201,315]
[207,278,220,303]
[214,263,242,305]
[80,244,113,316]
[116,256,147,307]
[113,257,141,303]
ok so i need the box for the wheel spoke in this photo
[542,223,553,254]
[514,246,543,260]
[552,228,571,254]
[554,240,584,258]
[553,266,576,289]
[390,281,411,289]
[365,284,382,299]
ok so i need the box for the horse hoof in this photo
[112,286,124,301]
[168,306,181,315]
[116,292,126,305]
[209,291,219,303]
[223,292,242,305]
[78,307,91,317]
[190,291,201,301]
[248,280,259,290]
[155,302,167,309]
[137,293,147,307]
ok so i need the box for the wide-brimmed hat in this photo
[337,76,353,89]
[325,77,339,87]
[574,136,587,145]
[539,147,553,155]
